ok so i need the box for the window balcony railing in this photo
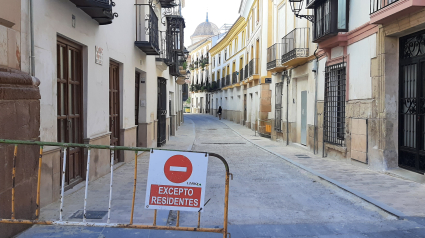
[232,72,238,84]
[226,75,231,86]
[267,43,283,70]
[69,0,117,25]
[248,58,259,77]
[370,0,400,14]
[282,28,309,65]
[370,0,425,24]
[221,77,225,88]
[245,64,249,79]
[135,4,160,55]
[239,68,244,81]
[156,31,169,63]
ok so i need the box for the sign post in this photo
[145,150,209,212]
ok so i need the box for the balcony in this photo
[221,78,225,88]
[169,55,185,77]
[69,0,117,25]
[282,28,309,68]
[156,31,169,64]
[370,0,425,24]
[135,4,160,55]
[244,64,249,79]
[248,58,259,78]
[267,43,284,72]
[226,75,231,86]
[232,72,238,84]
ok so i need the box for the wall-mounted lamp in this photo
[72,15,76,28]
[288,0,314,23]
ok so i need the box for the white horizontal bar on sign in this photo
[170,166,187,172]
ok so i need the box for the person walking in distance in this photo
[218,106,222,120]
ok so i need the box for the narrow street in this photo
[17,114,425,237]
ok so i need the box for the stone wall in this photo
[0,67,41,238]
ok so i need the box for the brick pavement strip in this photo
[217,116,425,217]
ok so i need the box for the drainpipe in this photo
[313,45,319,154]
[30,0,35,76]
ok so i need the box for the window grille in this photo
[324,62,346,146]
[275,82,283,132]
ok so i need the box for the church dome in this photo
[191,13,219,38]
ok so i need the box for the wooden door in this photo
[57,38,83,190]
[135,72,140,146]
[109,61,120,161]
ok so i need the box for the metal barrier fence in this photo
[0,139,232,238]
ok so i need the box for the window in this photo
[218,54,221,64]
[275,82,283,132]
[324,62,346,146]
[224,49,227,61]
[311,0,348,42]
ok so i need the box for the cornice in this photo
[189,40,212,56]
[209,17,247,56]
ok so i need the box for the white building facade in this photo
[30,0,187,206]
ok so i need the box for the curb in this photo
[216,118,407,220]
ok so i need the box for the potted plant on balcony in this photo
[179,61,187,75]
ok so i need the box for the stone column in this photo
[0,67,41,238]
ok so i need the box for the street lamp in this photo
[288,0,314,22]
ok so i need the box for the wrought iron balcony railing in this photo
[370,0,400,14]
[248,58,259,77]
[135,4,160,55]
[232,72,238,84]
[267,43,283,70]
[282,28,309,65]
[226,75,231,86]
[69,0,117,25]
[239,68,244,82]
[156,31,169,63]
[221,77,225,88]
[244,64,249,79]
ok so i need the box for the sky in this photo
[182,0,242,47]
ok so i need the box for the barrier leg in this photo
[60,148,67,221]
[176,211,180,227]
[36,146,43,220]
[130,151,138,225]
[107,150,115,224]
[83,149,91,222]
[11,145,17,219]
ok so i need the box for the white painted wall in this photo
[347,35,376,100]
[349,0,370,30]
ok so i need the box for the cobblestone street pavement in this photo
[18,114,425,237]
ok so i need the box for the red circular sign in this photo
[164,155,193,183]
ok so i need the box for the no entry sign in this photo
[145,150,208,212]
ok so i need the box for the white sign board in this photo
[95,46,103,65]
[145,150,208,212]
